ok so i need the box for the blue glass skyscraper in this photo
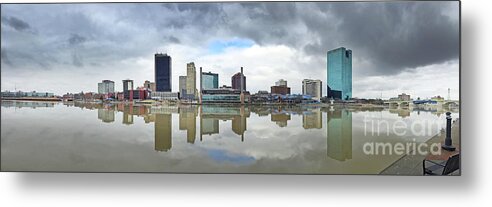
[327,47,352,100]
[155,53,172,92]
[201,72,219,90]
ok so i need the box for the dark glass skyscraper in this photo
[155,53,172,92]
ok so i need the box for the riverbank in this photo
[1,97,61,101]
[1,98,392,110]
[380,118,460,175]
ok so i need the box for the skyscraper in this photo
[327,47,352,100]
[201,71,219,90]
[155,53,172,92]
[179,76,187,98]
[98,80,115,94]
[186,62,197,99]
[302,79,322,100]
[122,79,133,100]
[231,72,246,91]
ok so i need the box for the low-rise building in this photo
[201,88,250,103]
[131,87,151,100]
[271,85,291,95]
[117,92,125,101]
[398,93,411,101]
[1,91,55,97]
[151,91,179,100]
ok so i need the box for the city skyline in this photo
[1,2,459,100]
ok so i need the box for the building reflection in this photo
[155,114,172,152]
[389,108,411,118]
[97,108,115,123]
[1,100,56,108]
[122,110,134,125]
[200,106,249,141]
[200,118,219,139]
[302,108,322,129]
[143,113,155,123]
[179,107,198,143]
[271,113,291,127]
[250,107,270,117]
[40,102,457,160]
[327,110,353,161]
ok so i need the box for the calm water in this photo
[0,100,459,174]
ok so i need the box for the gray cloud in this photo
[221,2,459,75]
[168,36,180,44]
[68,33,87,45]
[1,16,31,31]
[323,2,459,75]
[68,33,86,67]
[72,51,83,67]
[1,48,12,66]
[156,2,458,75]
[0,2,459,98]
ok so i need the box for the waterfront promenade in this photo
[380,118,461,175]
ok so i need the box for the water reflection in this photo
[1,100,460,173]
[1,100,56,108]
[271,113,291,127]
[179,107,197,143]
[327,110,352,161]
[389,108,411,118]
[97,108,115,123]
[303,108,323,129]
[200,106,249,142]
[155,114,172,152]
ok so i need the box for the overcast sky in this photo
[1,2,459,99]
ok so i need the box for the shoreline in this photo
[1,97,62,102]
[1,99,388,109]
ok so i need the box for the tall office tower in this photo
[155,53,172,92]
[275,79,287,87]
[232,72,246,91]
[327,47,352,100]
[179,76,187,99]
[98,80,115,94]
[186,62,197,99]
[302,79,322,100]
[122,79,133,100]
[201,71,219,90]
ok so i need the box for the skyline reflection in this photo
[1,100,459,173]
[25,101,456,157]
